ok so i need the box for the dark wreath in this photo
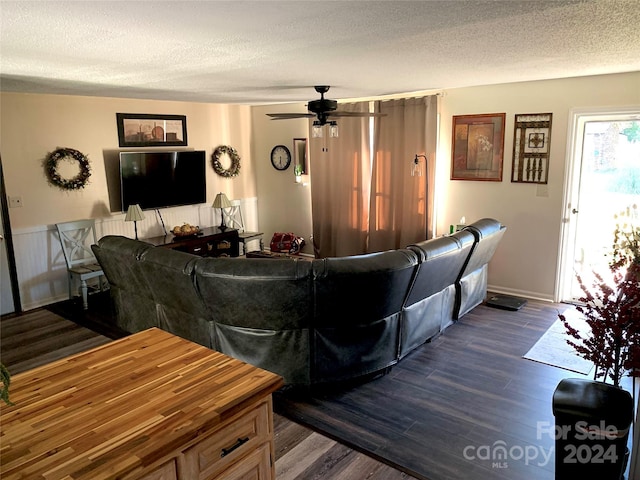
[45,147,91,190]
[212,145,241,178]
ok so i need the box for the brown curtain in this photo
[310,101,371,258]
[368,96,438,252]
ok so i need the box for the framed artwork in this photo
[511,113,552,184]
[116,113,187,147]
[451,113,505,181]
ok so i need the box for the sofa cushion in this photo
[194,257,313,385]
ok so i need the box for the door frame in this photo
[555,105,640,302]
[0,156,22,314]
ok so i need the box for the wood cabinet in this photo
[180,400,273,480]
[0,328,283,480]
[143,226,240,257]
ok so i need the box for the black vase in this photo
[552,378,633,480]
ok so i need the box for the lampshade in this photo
[125,204,145,222]
[312,121,323,138]
[411,154,427,177]
[212,192,232,209]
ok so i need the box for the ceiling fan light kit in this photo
[267,85,382,137]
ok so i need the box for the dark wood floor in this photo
[5,293,625,479]
[275,299,570,480]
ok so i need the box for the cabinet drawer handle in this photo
[192,247,202,253]
[220,436,249,458]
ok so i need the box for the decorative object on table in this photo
[44,147,91,190]
[511,113,552,184]
[411,154,427,177]
[212,192,232,230]
[451,113,505,181]
[124,204,145,240]
[171,223,200,237]
[270,145,291,171]
[116,113,187,147]
[212,145,241,177]
[270,232,305,254]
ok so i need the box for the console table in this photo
[143,226,239,257]
[0,328,284,480]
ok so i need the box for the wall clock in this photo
[270,145,291,171]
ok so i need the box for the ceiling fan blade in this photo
[327,111,387,118]
[266,113,315,119]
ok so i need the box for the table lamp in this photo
[212,192,231,230]
[125,204,145,240]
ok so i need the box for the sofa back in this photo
[138,246,214,348]
[194,257,313,385]
[453,218,506,318]
[93,219,505,386]
[311,249,418,383]
[401,234,474,357]
[92,236,156,332]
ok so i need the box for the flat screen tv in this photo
[119,150,206,211]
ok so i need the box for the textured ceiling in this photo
[1,0,639,105]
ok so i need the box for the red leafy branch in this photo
[559,205,640,388]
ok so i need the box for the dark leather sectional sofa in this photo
[92,218,506,385]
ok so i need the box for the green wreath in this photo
[45,147,91,190]
[212,145,241,178]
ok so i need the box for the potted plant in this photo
[558,204,640,387]
[1,363,12,406]
[553,204,639,478]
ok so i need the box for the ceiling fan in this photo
[266,86,384,126]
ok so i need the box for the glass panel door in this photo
[565,116,640,301]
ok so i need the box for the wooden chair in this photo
[55,219,107,310]
[222,200,264,254]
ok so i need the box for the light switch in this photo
[536,185,549,197]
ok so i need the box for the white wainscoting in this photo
[12,198,259,311]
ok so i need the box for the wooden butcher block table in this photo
[0,327,284,480]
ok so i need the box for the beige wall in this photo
[1,92,256,309]
[251,103,314,255]
[1,92,255,230]
[438,72,640,301]
[2,72,639,309]
[252,72,640,301]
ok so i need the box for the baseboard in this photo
[487,285,555,303]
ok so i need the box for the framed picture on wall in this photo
[116,113,188,147]
[511,113,553,184]
[451,113,506,181]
